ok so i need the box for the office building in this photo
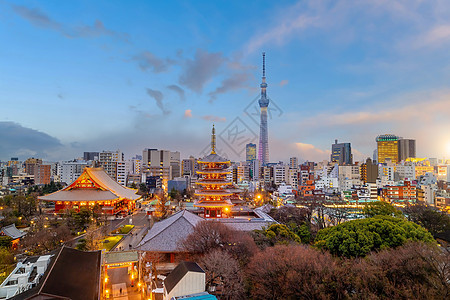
[376,134,399,164]
[83,152,99,161]
[246,143,257,162]
[331,140,352,165]
[143,148,181,189]
[398,139,416,162]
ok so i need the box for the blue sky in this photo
[1,0,450,162]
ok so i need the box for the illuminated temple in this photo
[194,125,233,218]
[39,167,140,214]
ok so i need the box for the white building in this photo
[0,255,52,299]
[58,160,89,185]
[287,168,299,190]
[273,165,289,185]
[163,262,206,300]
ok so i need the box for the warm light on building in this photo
[376,134,399,164]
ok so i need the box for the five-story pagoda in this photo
[194,125,233,218]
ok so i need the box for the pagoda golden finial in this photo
[211,124,216,154]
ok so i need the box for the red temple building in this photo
[39,167,140,214]
[194,125,233,218]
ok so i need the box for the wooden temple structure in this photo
[39,167,140,214]
[194,125,233,218]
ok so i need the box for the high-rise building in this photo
[376,134,399,164]
[98,150,124,181]
[398,139,416,162]
[246,143,257,162]
[58,160,89,184]
[331,140,352,165]
[360,158,378,184]
[289,157,298,169]
[83,152,99,161]
[35,164,51,185]
[258,53,270,165]
[142,148,180,190]
[25,158,42,176]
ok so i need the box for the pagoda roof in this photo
[197,169,231,174]
[196,180,232,185]
[39,167,140,202]
[195,191,233,196]
[198,153,229,163]
[194,200,233,208]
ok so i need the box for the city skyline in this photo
[2,1,450,162]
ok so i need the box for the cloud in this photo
[11,5,62,31]
[295,142,330,162]
[0,122,63,160]
[71,20,129,42]
[167,84,186,101]
[279,79,289,87]
[184,109,192,118]
[133,51,173,73]
[11,5,128,42]
[146,88,170,115]
[201,115,226,122]
[179,49,225,93]
[208,72,252,103]
[303,90,450,128]
[416,25,450,47]
[246,3,318,53]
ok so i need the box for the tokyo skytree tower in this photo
[258,52,270,165]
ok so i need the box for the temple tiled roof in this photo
[136,210,203,252]
[0,224,26,240]
[39,167,140,202]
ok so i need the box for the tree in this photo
[200,249,244,300]
[139,183,148,194]
[352,242,450,299]
[315,215,435,258]
[154,195,169,219]
[363,201,402,218]
[82,224,103,250]
[268,206,308,225]
[404,204,450,236]
[254,224,301,246]
[20,224,72,255]
[0,237,12,249]
[246,245,339,300]
[0,247,14,265]
[182,221,257,264]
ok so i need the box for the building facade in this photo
[377,134,399,164]
[331,140,352,165]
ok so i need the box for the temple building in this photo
[194,126,233,218]
[39,167,140,214]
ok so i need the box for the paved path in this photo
[114,212,149,251]
[112,283,128,299]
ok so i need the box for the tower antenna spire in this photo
[211,124,216,154]
[262,52,266,78]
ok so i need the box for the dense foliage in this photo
[404,204,450,236]
[314,215,435,257]
[363,201,402,217]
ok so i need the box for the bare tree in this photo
[199,249,244,300]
